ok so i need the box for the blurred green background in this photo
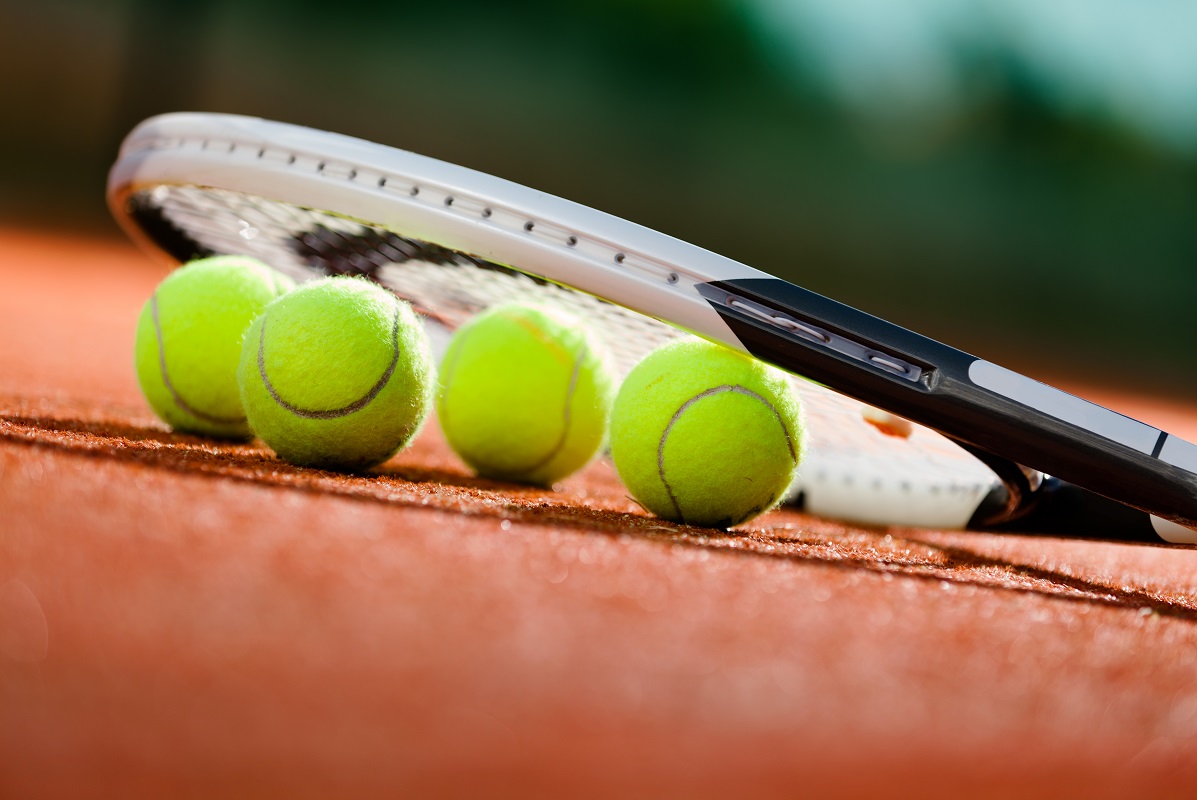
[2,0,1195,393]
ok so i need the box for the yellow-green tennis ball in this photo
[134,255,295,439]
[610,338,804,528]
[237,276,434,471]
[437,303,615,486]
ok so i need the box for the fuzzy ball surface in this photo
[437,303,615,486]
[134,255,294,439]
[237,276,434,471]
[610,338,804,528]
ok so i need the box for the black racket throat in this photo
[701,277,1197,534]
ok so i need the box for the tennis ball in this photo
[237,276,434,471]
[610,338,804,528]
[437,303,615,486]
[134,255,294,439]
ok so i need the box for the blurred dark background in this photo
[2,0,1195,393]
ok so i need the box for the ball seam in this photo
[514,345,586,477]
[440,315,591,480]
[151,292,247,426]
[656,384,797,524]
[257,297,402,419]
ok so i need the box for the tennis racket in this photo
[106,113,1197,543]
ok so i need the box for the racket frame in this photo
[107,113,1197,541]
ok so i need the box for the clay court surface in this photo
[2,227,1197,797]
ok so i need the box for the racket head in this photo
[107,112,1004,528]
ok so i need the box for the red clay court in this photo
[3,227,1197,797]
